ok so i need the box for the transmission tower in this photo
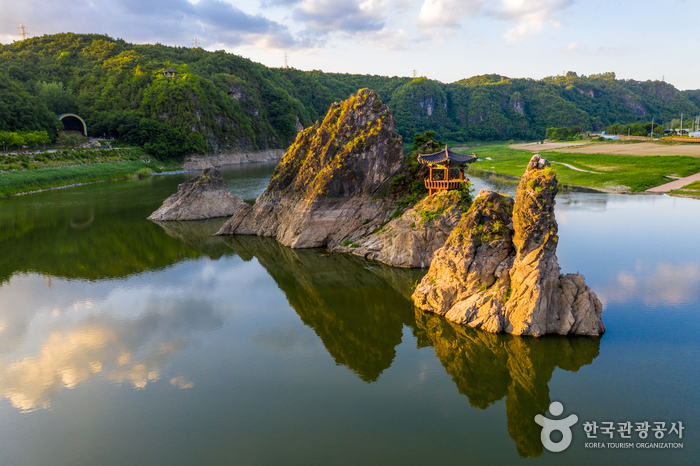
[193,37,199,48]
[18,23,28,40]
[283,52,289,69]
[413,69,417,78]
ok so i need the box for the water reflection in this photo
[153,219,231,259]
[222,236,423,382]
[415,311,600,458]
[0,191,204,285]
[597,261,700,306]
[0,297,222,412]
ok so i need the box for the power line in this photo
[18,23,28,40]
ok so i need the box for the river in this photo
[0,163,697,465]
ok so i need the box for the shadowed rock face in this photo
[332,190,465,268]
[412,155,605,336]
[216,89,405,249]
[148,168,244,221]
[415,310,600,458]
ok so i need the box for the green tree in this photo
[35,81,76,114]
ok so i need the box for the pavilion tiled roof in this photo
[417,146,477,165]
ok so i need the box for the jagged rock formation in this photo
[412,155,605,336]
[215,89,404,248]
[331,190,465,268]
[148,168,244,221]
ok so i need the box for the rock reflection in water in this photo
[415,310,600,458]
[222,236,424,382]
[152,218,232,259]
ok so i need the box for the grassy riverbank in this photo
[0,161,169,197]
[0,147,185,196]
[461,145,700,192]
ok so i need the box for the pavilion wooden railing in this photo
[424,179,467,191]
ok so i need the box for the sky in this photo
[1,0,698,90]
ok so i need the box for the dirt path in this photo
[510,142,589,151]
[646,172,700,193]
[548,142,700,157]
[551,161,601,174]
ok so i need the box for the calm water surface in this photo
[0,164,698,465]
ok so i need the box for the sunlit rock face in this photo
[412,155,605,336]
[216,89,405,249]
[148,168,244,221]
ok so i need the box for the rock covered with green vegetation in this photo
[216,89,404,248]
[412,155,605,336]
[148,168,244,221]
[332,189,470,268]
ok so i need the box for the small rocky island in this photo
[210,88,604,336]
[148,167,245,221]
[412,155,605,336]
[215,89,406,248]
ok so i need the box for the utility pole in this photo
[283,52,289,69]
[680,113,683,135]
[18,23,28,40]
[650,116,654,138]
[193,37,199,48]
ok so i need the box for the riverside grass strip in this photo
[670,180,700,197]
[459,145,700,192]
[0,161,160,197]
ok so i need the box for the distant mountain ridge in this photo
[1,33,698,158]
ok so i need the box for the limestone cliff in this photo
[412,155,605,336]
[331,190,466,268]
[216,89,405,248]
[148,168,244,221]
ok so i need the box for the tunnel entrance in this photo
[57,114,87,136]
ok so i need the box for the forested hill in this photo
[1,33,698,158]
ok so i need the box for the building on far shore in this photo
[600,131,622,140]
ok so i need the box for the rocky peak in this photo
[216,89,405,249]
[267,88,402,201]
[412,155,605,337]
[512,154,557,256]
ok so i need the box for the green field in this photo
[459,145,700,192]
[0,160,166,197]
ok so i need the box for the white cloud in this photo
[564,41,578,52]
[497,0,572,44]
[416,0,573,43]
[417,0,488,36]
[293,0,388,33]
[2,0,298,50]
